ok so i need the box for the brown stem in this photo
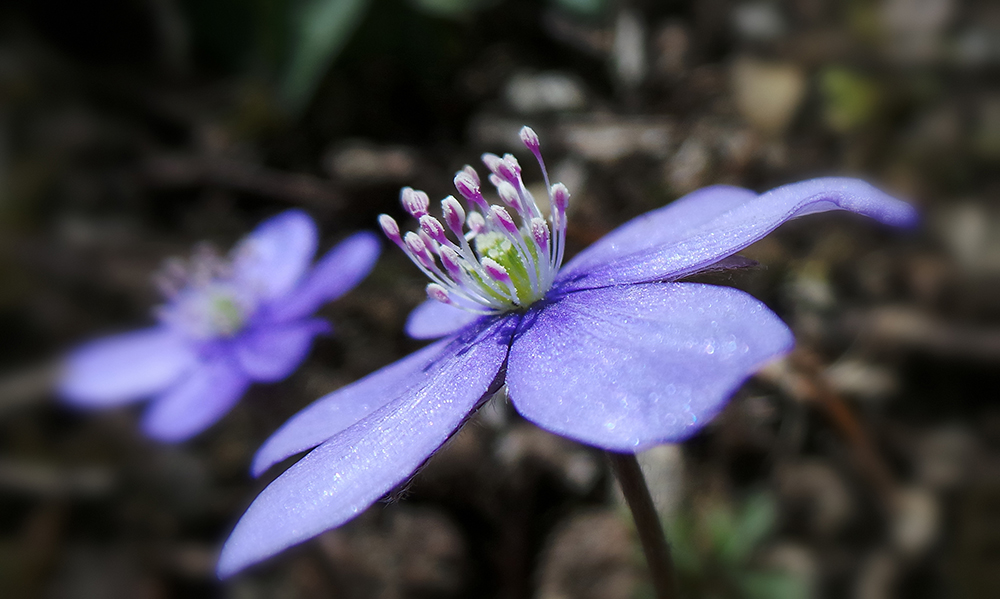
[607,451,677,599]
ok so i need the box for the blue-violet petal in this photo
[405,299,483,340]
[251,314,517,477]
[61,327,196,407]
[219,315,516,577]
[555,177,917,292]
[233,210,318,301]
[142,355,250,442]
[507,283,793,452]
[268,231,381,322]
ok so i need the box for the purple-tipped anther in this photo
[378,214,402,246]
[467,212,486,235]
[419,215,447,245]
[403,232,434,269]
[453,171,486,210]
[401,187,430,218]
[530,217,549,248]
[438,246,463,279]
[441,196,466,235]
[481,153,503,175]
[481,258,511,284]
[551,183,570,216]
[520,126,540,153]
[426,283,451,304]
[490,206,519,235]
[496,181,521,212]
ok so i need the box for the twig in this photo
[142,155,345,210]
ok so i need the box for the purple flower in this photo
[60,210,381,442]
[217,128,915,576]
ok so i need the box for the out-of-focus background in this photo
[0,0,997,597]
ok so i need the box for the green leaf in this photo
[279,0,373,114]
[551,0,607,18]
[720,493,776,565]
[739,570,810,599]
[408,0,498,18]
[820,67,881,133]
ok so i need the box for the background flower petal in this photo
[61,327,196,407]
[218,316,515,578]
[405,299,482,340]
[233,209,318,300]
[142,356,250,442]
[251,314,517,477]
[507,283,793,452]
[235,319,330,382]
[555,177,917,292]
[266,231,381,322]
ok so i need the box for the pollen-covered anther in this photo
[519,126,540,152]
[496,181,522,212]
[495,157,519,184]
[551,183,570,216]
[530,218,549,247]
[481,153,503,175]
[482,258,512,284]
[419,215,448,245]
[467,212,486,235]
[490,205,519,235]
[441,196,466,235]
[454,171,486,209]
[426,283,452,305]
[404,232,435,269]
[437,246,464,279]
[378,214,402,245]
[401,187,430,218]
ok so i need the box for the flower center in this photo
[153,244,259,339]
[379,126,570,314]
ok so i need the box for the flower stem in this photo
[606,451,677,599]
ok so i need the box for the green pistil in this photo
[474,231,540,306]
[210,294,245,336]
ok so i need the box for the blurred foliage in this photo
[407,0,499,18]
[820,67,882,133]
[280,0,373,113]
[662,493,808,599]
[182,0,373,114]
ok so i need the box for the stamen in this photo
[419,215,448,245]
[495,181,523,214]
[489,205,518,236]
[441,196,465,235]
[467,212,486,236]
[383,128,571,316]
[454,171,487,211]
[404,232,435,269]
[521,125,551,190]
[482,257,512,284]
[401,187,430,218]
[481,153,503,175]
[530,218,549,249]
[551,183,570,216]
[379,214,403,246]
[426,283,451,304]
[438,246,464,279]
[462,165,480,186]
[519,126,540,152]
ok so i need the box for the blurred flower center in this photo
[153,244,259,339]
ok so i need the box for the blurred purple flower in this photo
[217,128,916,576]
[60,210,381,442]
